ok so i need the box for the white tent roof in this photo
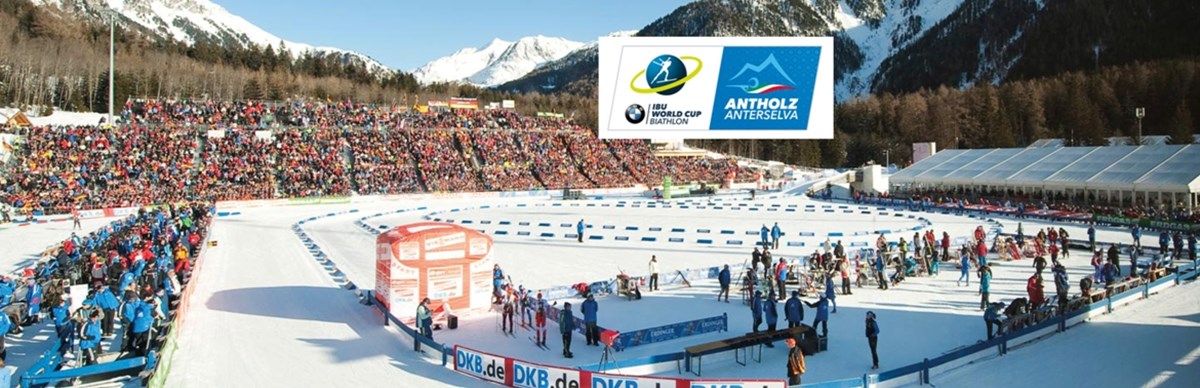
[891,145,1200,194]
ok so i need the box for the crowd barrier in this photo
[453,345,785,388]
[854,247,1200,388]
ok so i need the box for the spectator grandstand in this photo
[5,99,764,214]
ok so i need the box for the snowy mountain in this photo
[410,35,583,87]
[505,0,1199,100]
[503,0,967,99]
[29,0,394,77]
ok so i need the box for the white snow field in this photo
[152,192,1199,387]
[931,279,1200,388]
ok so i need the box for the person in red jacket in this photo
[942,232,951,261]
[1027,274,1045,310]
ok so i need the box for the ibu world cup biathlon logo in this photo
[629,54,703,96]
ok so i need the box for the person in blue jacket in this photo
[79,310,102,365]
[0,308,11,361]
[979,265,992,310]
[771,223,783,249]
[1131,225,1142,251]
[119,271,137,300]
[94,284,120,338]
[24,278,42,324]
[874,253,888,290]
[717,265,731,303]
[958,252,972,287]
[582,295,599,346]
[559,302,576,358]
[1189,233,1197,262]
[576,219,585,243]
[824,274,837,313]
[751,290,764,333]
[52,297,73,356]
[130,298,155,356]
[1088,225,1097,251]
[492,264,504,303]
[805,296,830,337]
[984,302,1004,339]
[785,291,804,329]
[0,278,13,306]
[760,225,770,248]
[763,294,779,348]
[1159,231,1170,256]
[120,294,143,353]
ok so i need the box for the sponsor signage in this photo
[590,373,680,388]
[452,346,785,388]
[511,359,582,388]
[450,97,480,109]
[454,346,509,385]
[689,381,788,388]
[599,36,833,139]
[614,314,726,350]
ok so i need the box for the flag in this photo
[1,140,11,152]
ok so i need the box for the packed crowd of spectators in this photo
[195,130,275,201]
[347,130,424,194]
[609,139,669,186]
[461,130,541,191]
[888,188,1200,224]
[561,132,640,188]
[6,100,761,213]
[14,203,212,371]
[408,130,485,192]
[275,129,350,198]
[514,131,594,190]
[4,125,195,215]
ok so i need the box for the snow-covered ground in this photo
[931,278,1200,388]
[148,193,1199,386]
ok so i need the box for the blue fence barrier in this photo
[612,314,728,351]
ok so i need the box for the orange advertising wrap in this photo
[375,222,494,320]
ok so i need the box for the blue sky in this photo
[215,0,693,71]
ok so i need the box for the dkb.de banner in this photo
[599,36,833,139]
[454,345,785,388]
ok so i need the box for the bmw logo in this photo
[625,104,646,124]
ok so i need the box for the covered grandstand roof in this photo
[891,145,1200,193]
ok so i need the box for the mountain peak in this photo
[411,35,583,86]
[32,0,395,77]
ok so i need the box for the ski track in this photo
[140,194,1200,386]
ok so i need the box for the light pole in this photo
[1135,107,1145,144]
[108,13,115,127]
[883,149,890,168]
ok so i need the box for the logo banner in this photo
[599,36,833,139]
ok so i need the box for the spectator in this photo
[582,294,599,347]
[785,291,804,329]
[805,296,830,337]
[751,290,764,333]
[559,302,575,358]
[717,265,731,303]
[985,302,1005,339]
[416,297,432,352]
[648,256,659,291]
[866,311,880,370]
[787,337,805,386]
[763,293,778,348]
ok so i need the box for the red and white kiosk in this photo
[375,222,494,324]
